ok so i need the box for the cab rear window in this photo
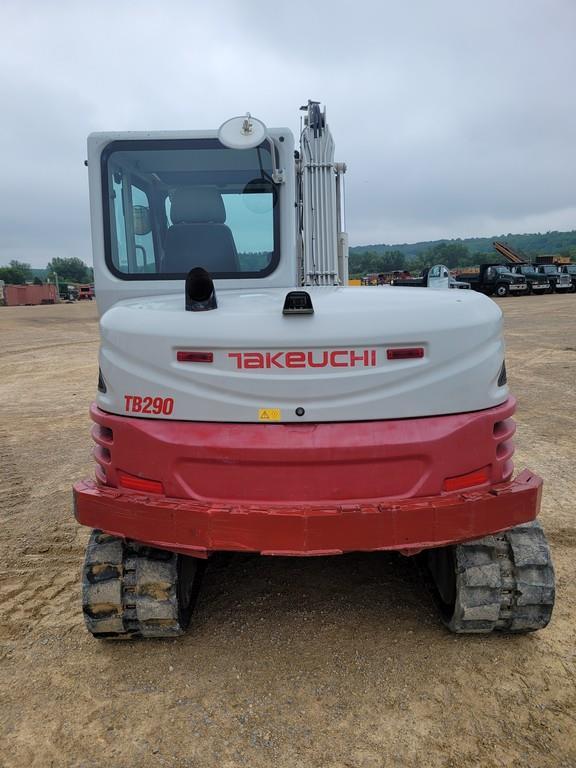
[102,139,280,280]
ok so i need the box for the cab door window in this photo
[109,170,157,273]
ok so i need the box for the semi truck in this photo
[73,102,554,639]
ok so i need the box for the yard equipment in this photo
[534,264,572,293]
[391,266,470,289]
[559,264,576,292]
[77,284,95,300]
[74,101,554,638]
[456,264,527,296]
[509,265,549,294]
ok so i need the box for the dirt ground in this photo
[0,296,574,768]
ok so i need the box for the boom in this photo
[492,241,526,264]
[298,101,348,285]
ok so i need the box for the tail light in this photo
[177,351,214,363]
[387,347,424,360]
[443,467,489,492]
[118,471,164,495]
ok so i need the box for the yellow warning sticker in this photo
[258,408,281,422]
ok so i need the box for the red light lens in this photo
[176,351,214,363]
[443,467,489,492]
[118,471,164,495]
[387,347,424,360]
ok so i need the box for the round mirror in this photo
[218,114,268,149]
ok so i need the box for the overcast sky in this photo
[1,0,575,267]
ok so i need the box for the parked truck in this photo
[77,284,95,300]
[509,265,549,294]
[559,264,576,292]
[456,264,527,297]
[534,264,572,293]
[390,266,470,289]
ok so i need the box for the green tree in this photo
[33,276,43,285]
[430,243,470,268]
[349,249,406,277]
[47,257,91,283]
[0,260,32,284]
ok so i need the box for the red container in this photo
[4,284,58,306]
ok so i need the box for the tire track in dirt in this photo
[0,428,30,519]
[0,338,98,359]
[0,566,79,640]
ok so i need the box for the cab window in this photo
[104,139,279,280]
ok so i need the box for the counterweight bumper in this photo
[73,469,542,557]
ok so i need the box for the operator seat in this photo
[163,187,240,274]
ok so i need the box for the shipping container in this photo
[3,284,58,306]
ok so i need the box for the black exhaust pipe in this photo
[185,267,217,312]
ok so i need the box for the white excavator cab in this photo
[86,104,508,423]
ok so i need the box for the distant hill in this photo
[350,230,576,260]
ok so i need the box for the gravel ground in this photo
[0,297,574,768]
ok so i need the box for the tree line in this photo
[0,258,93,285]
[350,230,576,261]
[350,242,522,278]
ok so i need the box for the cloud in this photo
[0,0,574,265]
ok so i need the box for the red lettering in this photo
[349,350,367,367]
[330,350,349,367]
[307,351,329,368]
[265,352,284,368]
[228,352,243,369]
[225,349,378,370]
[124,395,174,415]
[243,353,264,369]
[285,351,306,368]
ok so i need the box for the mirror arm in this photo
[268,138,285,184]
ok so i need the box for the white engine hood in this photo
[97,285,508,422]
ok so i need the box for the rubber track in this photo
[446,521,555,633]
[82,530,198,639]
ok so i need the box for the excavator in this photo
[73,102,555,638]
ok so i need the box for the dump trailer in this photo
[74,102,554,639]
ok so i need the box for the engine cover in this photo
[97,285,507,422]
